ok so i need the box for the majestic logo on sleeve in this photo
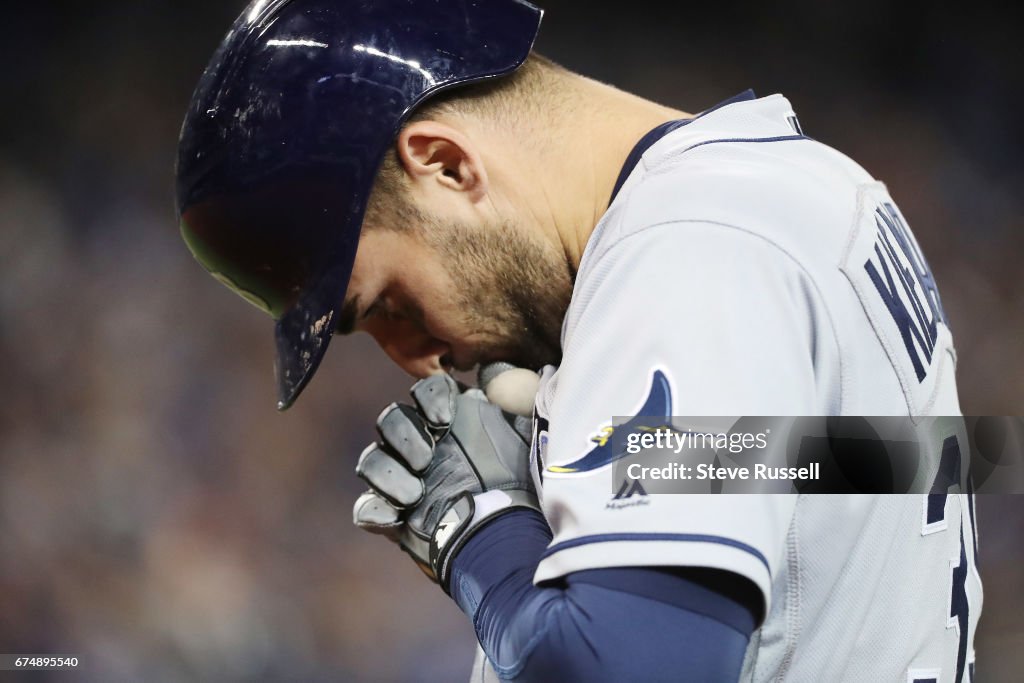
[546,369,674,474]
[607,478,649,510]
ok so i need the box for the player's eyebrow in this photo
[334,295,361,336]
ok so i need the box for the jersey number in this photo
[915,435,975,683]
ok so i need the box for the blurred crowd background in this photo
[1,0,1021,680]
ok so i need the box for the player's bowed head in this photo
[176,0,689,406]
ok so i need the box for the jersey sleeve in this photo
[450,511,755,682]
[534,219,838,613]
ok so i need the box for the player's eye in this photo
[364,299,384,320]
[365,297,401,322]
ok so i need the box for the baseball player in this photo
[176,1,981,681]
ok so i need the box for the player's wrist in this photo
[432,490,541,593]
[448,507,552,616]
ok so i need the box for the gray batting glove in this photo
[353,373,540,591]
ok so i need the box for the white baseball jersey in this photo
[471,92,980,682]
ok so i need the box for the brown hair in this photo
[363,53,571,231]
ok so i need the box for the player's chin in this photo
[445,338,505,373]
[448,334,558,374]
[446,352,504,375]
[443,349,484,374]
[438,352,461,374]
[478,346,559,374]
[505,337,562,372]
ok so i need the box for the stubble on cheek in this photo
[433,219,573,371]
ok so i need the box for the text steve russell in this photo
[626,462,821,481]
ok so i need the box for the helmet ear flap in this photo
[176,0,543,409]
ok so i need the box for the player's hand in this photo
[352,373,539,591]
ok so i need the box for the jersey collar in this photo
[608,89,758,205]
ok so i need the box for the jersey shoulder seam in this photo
[590,218,845,414]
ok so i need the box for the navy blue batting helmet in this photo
[176,0,543,409]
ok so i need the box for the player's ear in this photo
[396,120,488,202]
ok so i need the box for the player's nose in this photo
[367,324,451,379]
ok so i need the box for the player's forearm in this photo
[450,510,754,682]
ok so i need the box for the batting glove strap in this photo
[430,489,541,592]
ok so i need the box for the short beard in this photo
[423,215,573,371]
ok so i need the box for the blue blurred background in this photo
[0,0,1021,680]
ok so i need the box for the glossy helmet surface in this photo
[176,0,543,409]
